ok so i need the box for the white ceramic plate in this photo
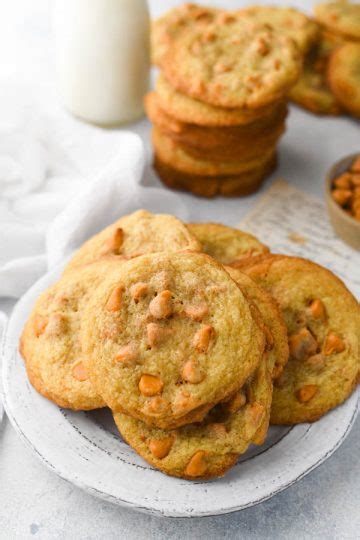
[2,267,359,518]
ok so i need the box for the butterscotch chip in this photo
[182,358,205,384]
[236,254,360,425]
[130,282,149,302]
[33,314,48,337]
[105,286,123,312]
[193,325,213,353]
[161,13,301,109]
[149,290,172,319]
[148,437,174,459]
[116,344,138,365]
[81,251,263,430]
[139,374,164,397]
[63,209,201,274]
[289,328,317,361]
[323,331,345,355]
[184,451,208,477]
[305,354,325,369]
[146,323,172,348]
[309,299,327,320]
[296,384,318,403]
[20,261,127,410]
[183,304,208,322]
[72,362,88,382]
[333,173,352,190]
[44,313,67,337]
[100,227,123,255]
[332,188,353,206]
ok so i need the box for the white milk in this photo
[53,0,150,126]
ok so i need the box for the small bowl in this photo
[325,152,360,251]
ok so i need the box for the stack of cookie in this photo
[148,5,303,197]
[20,210,360,480]
[290,1,360,117]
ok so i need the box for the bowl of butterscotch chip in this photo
[326,153,360,251]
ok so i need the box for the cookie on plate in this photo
[314,1,360,42]
[64,209,201,274]
[240,5,319,54]
[146,93,287,162]
[161,13,302,109]
[289,38,341,115]
[156,75,282,127]
[154,152,277,198]
[19,261,127,410]
[151,3,220,66]
[113,301,268,479]
[327,42,360,118]
[233,254,360,424]
[226,266,289,444]
[153,128,276,177]
[81,251,264,430]
[187,223,269,264]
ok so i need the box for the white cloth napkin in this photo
[0,106,191,420]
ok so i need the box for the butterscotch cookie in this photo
[19,261,128,410]
[226,267,288,444]
[161,13,302,109]
[113,302,268,479]
[146,92,287,162]
[81,251,264,429]
[289,38,341,115]
[233,254,360,424]
[64,209,201,274]
[240,6,319,54]
[153,128,276,177]
[151,4,220,66]
[314,1,360,42]
[156,75,283,127]
[187,223,269,264]
[154,152,277,198]
[327,42,360,118]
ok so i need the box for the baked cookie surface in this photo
[234,255,360,424]
[156,75,282,127]
[314,1,360,41]
[151,4,220,66]
[64,209,201,274]
[240,5,319,54]
[187,222,269,264]
[327,42,360,118]
[161,13,302,109]
[19,261,126,410]
[81,252,263,429]
[113,301,267,479]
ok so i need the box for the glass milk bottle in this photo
[53,0,150,126]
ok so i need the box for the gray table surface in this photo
[1,1,359,538]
